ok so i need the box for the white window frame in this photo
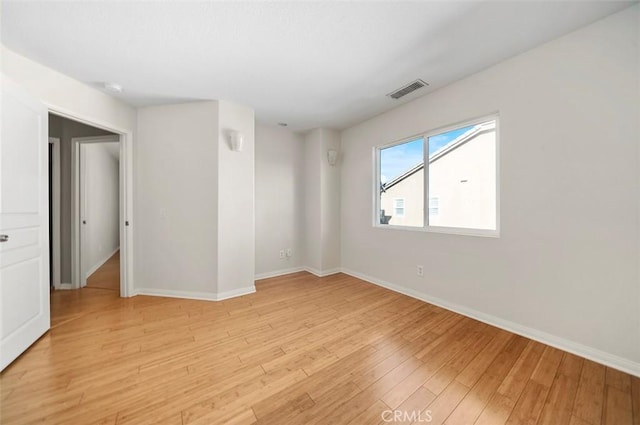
[373,113,500,238]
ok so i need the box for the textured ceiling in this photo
[2,1,635,131]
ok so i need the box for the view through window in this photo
[378,117,498,234]
[379,138,424,227]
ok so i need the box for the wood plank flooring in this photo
[1,272,638,424]
[85,250,120,293]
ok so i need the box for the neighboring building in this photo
[381,121,496,229]
[380,162,425,227]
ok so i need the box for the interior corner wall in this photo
[303,129,323,272]
[320,129,341,272]
[340,5,640,374]
[217,101,256,296]
[255,123,305,277]
[135,102,219,296]
[303,128,342,275]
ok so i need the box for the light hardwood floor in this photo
[85,250,120,293]
[1,272,638,424]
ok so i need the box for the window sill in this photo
[373,223,500,238]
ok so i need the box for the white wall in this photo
[135,102,219,296]
[217,101,255,295]
[82,143,119,278]
[340,5,640,374]
[303,129,323,272]
[302,128,341,275]
[255,123,305,277]
[136,100,256,299]
[320,129,341,272]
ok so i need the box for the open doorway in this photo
[75,137,121,294]
[48,114,123,296]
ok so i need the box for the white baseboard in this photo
[85,247,119,280]
[255,267,305,280]
[304,266,342,277]
[341,268,640,378]
[56,282,74,290]
[215,286,257,301]
[254,266,341,280]
[133,285,255,302]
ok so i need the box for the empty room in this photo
[0,1,639,424]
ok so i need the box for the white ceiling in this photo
[2,1,635,131]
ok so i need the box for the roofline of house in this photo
[382,121,495,191]
[429,120,495,162]
[383,162,424,190]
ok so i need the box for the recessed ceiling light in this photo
[102,82,123,93]
[278,122,288,127]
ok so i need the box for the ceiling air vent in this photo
[387,79,429,100]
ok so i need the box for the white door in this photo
[0,78,50,371]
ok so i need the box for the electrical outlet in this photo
[279,250,285,259]
[416,265,424,277]
[286,248,292,258]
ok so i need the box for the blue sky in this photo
[380,125,475,183]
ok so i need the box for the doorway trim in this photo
[48,106,134,298]
[72,135,120,290]
[48,137,62,290]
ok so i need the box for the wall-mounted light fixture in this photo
[228,130,244,152]
[327,149,338,166]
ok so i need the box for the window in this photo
[394,198,405,217]
[379,138,424,227]
[376,115,498,236]
[428,197,439,217]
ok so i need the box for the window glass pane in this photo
[379,138,424,227]
[427,120,496,230]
